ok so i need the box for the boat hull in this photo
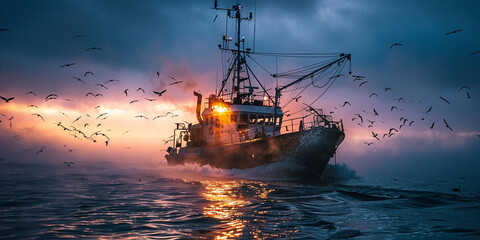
[165,126,345,175]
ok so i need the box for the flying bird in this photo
[409,121,415,126]
[84,71,94,77]
[96,113,108,119]
[25,91,37,96]
[145,97,157,101]
[388,128,398,135]
[72,116,82,123]
[359,81,368,87]
[213,14,218,22]
[373,108,379,116]
[32,113,44,121]
[156,72,160,78]
[443,118,453,131]
[445,29,463,35]
[458,86,470,91]
[168,75,176,81]
[28,104,38,108]
[466,92,471,99]
[86,47,102,51]
[129,100,139,104]
[396,98,405,103]
[95,84,108,90]
[73,34,85,38]
[389,43,402,49]
[60,63,75,68]
[135,115,148,119]
[85,92,94,97]
[424,106,432,114]
[0,28,10,31]
[390,106,398,111]
[124,89,129,97]
[104,79,119,85]
[73,77,86,85]
[364,142,373,146]
[137,88,145,93]
[372,131,380,141]
[95,93,103,97]
[369,93,378,98]
[470,51,480,56]
[384,87,392,91]
[153,90,167,96]
[169,81,183,86]
[430,122,435,129]
[35,146,46,155]
[352,75,365,82]
[439,96,451,104]
[293,96,302,102]
[342,101,351,107]
[0,96,14,103]
[63,161,74,167]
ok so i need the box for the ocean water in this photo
[1,160,479,240]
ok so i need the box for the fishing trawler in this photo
[165,1,350,174]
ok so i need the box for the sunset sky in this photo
[1,0,479,178]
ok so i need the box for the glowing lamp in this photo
[263,96,268,101]
[212,105,229,113]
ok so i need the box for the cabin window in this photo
[239,113,248,124]
[231,113,238,124]
[276,117,282,126]
[266,116,273,125]
[258,115,265,125]
[249,114,257,124]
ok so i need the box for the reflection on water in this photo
[201,180,274,239]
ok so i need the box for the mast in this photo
[214,1,253,101]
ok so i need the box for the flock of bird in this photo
[330,28,479,146]
[0,30,186,166]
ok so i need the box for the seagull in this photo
[124,89,129,97]
[137,88,145,93]
[103,79,119,85]
[25,91,37,96]
[0,96,14,103]
[385,87,392,91]
[169,81,183,85]
[73,34,85,38]
[396,97,405,103]
[439,96,451,104]
[58,111,68,118]
[28,104,38,108]
[73,77,86,85]
[35,146,46,155]
[86,47,102,51]
[45,94,58,99]
[60,63,75,68]
[168,75,176,81]
[445,29,463,35]
[95,93,103,97]
[153,90,167,96]
[32,113,44,121]
[85,92,94,97]
[389,43,402,49]
[369,93,378,97]
[458,86,470,91]
[364,142,373,146]
[129,100,139,104]
[0,28,11,31]
[145,97,157,101]
[388,128,398,135]
[466,92,471,99]
[96,113,108,119]
[409,120,415,126]
[135,115,148,119]
[354,114,363,123]
[72,116,82,123]
[430,122,435,129]
[358,81,368,87]
[156,72,160,78]
[391,106,398,111]
[63,161,74,167]
[213,14,218,22]
[372,131,380,141]
[470,51,480,56]
[373,109,379,116]
[443,118,453,131]
[352,75,365,82]
[424,106,432,114]
[342,101,351,107]
[84,71,94,77]
[95,84,108,90]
